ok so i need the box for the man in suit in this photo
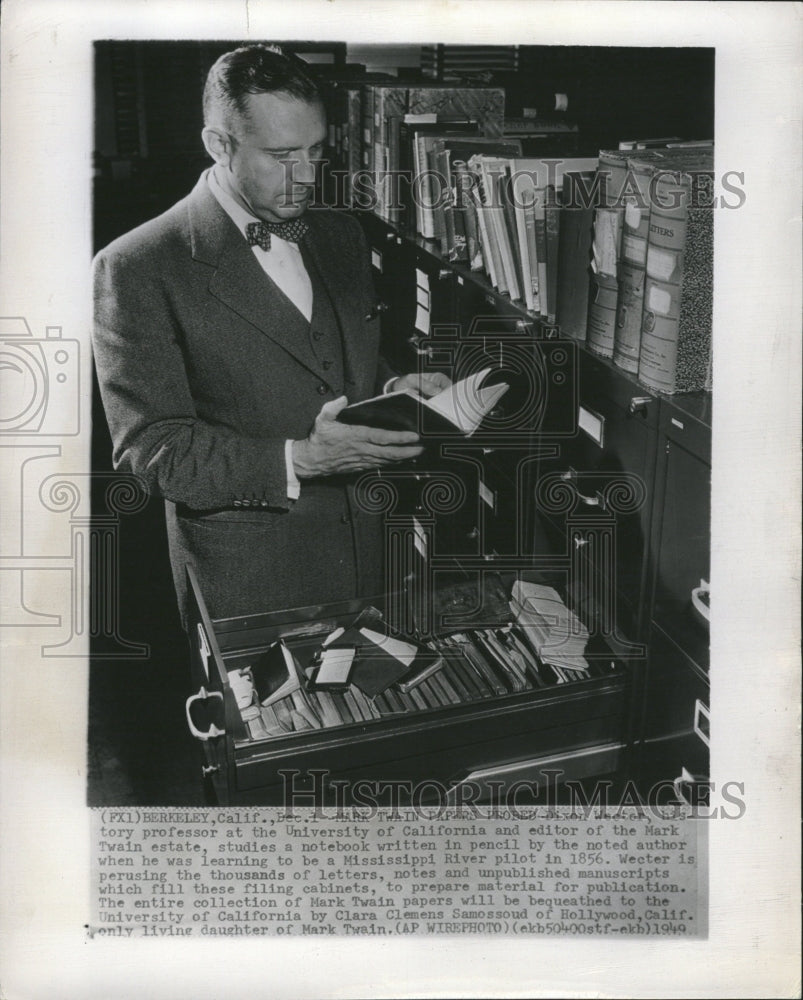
[93,44,449,626]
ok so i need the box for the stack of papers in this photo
[510,580,590,673]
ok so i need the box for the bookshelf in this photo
[344,55,713,798]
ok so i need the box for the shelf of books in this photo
[325,77,713,398]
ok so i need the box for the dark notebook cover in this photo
[323,623,442,698]
[337,389,461,437]
[338,370,509,439]
[250,641,301,705]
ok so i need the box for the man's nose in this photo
[286,154,316,186]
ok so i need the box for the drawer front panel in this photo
[650,422,710,672]
[232,678,627,800]
[642,623,709,741]
[639,622,709,800]
[531,355,658,640]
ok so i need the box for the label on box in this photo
[371,249,382,272]
[414,304,429,334]
[197,624,211,681]
[578,405,604,447]
[316,648,355,687]
[415,268,430,292]
[412,517,428,558]
[479,478,495,510]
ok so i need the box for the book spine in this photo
[614,262,646,372]
[431,142,451,253]
[469,157,504,290]
[638,169,713,393]
[555,172,594,341]
[499,169,525,302]
[346,87,361,207]
[522,189,541,314]
[613,161,653,372]
[397,123,414,237]
[533,188,548,313]
[512,178,534,312]
[483,164,512,295]
[374,88,386,220]
[377,87,408,223]
[441,152,460,261]
[453,161,481,268]
[449,161,468,263]
[587,154,626,357]
[361,84,376,212]
[416,135,436,238]
[544,182,560,324]
[586,268,619,355]
[470,185,497,286]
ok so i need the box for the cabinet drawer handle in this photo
[693,699,710,747]
[672,766,696,805]
[560,468,606,510]
[406,335,433,357]
[628,395,652,415]
[185,687,225,741]
[691,579,710,624]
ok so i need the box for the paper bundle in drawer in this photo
[510,579,590,674]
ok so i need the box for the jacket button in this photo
[260,499,269,508]
[312,330,323,341]
[340,513,350,524]
[317,384,328,395]
[233,500,242,507]
[322,360,332,370]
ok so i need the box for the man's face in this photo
[219,91,327,223]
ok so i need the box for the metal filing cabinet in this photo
[638,393,711,805]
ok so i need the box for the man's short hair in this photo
[203,44,321,133]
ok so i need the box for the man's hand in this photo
[292,396,424,479]
[392,372,453,398]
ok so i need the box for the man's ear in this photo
[202,127,232,166]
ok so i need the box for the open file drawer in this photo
[185,566,631,806]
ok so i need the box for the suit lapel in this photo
[187,175,323,378]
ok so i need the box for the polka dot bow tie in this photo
[246,218,309,250]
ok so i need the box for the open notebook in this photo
[338,367,508,437]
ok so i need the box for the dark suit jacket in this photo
[93,172,394,625]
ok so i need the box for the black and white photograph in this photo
[88,38,718,811]
[0,2,800,998]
